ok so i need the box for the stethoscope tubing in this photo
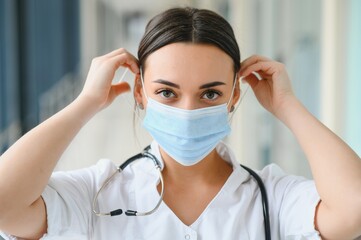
[92,150,164,217]
[92,146,271,239]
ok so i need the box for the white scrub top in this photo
[0,141,321,240]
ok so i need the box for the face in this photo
[135,43,240,111]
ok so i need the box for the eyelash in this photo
[201,90,222,100]
[155,89,176,99]
[155,89,223,101]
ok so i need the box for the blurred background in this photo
[0,0,360,178]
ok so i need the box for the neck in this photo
[159,147,233,188]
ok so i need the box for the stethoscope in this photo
[92,145,271,240]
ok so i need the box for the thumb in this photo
[108,82,131,102]
[111,82,131,96]
[242,74,259,91]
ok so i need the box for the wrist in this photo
[70,95,100,123]
[274,95,304,126]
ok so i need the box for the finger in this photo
[240,61,279,79]
[240,58,272,77]
[257,71,273,80]
[124,61,140,75]
[109,54,140,75]
[103,48,128,58]
[240,55,272,73]
[242,73,259,90]
[109,82,131,100]
[241,55,272,67]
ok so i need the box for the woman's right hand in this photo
[79,48,140,112]
[0,48,140,239]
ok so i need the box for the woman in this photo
[0,7,360,240]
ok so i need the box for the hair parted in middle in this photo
[137,7,241,74]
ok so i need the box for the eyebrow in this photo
[199,81,226,89]
[152,79,226,89]
[152,79,180,88]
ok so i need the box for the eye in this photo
[155,89,176,99]
[201,90,222,101]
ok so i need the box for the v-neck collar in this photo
[133,141,250,227]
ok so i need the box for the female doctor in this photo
[0,7,361,240]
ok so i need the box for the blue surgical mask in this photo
[141,70,236,166]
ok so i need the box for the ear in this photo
[229,77,241,111]
[133,74,145,107]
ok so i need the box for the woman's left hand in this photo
[239,55,295,119]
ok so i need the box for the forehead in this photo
[144,43,234,82]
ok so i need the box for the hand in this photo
[239,55,295,118]
[79,48,140,111]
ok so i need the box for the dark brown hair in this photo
[137,7,241,73]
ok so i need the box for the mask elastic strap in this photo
[139,67,149,100]
[116,68,144,121]
[226,74,238,108]
[117,68,129,84]
[229,76,250,121]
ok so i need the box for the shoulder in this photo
[237,163,319,212]
[48,154,158,190]
[49,159,118,187]
[256,163,315,191]
[245,163,317,202]
[41,159,126,238]
[43,158,121,206]
[245,164,321,237]
[217,141,316,197]
[258,163,287,177]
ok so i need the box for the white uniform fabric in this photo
[0,141,321,240]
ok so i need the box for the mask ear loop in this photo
[228,76,250,122]
[226,74,238,108]
[117,68,144,122]
[117,67,151,151]
[139,67,151,102]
